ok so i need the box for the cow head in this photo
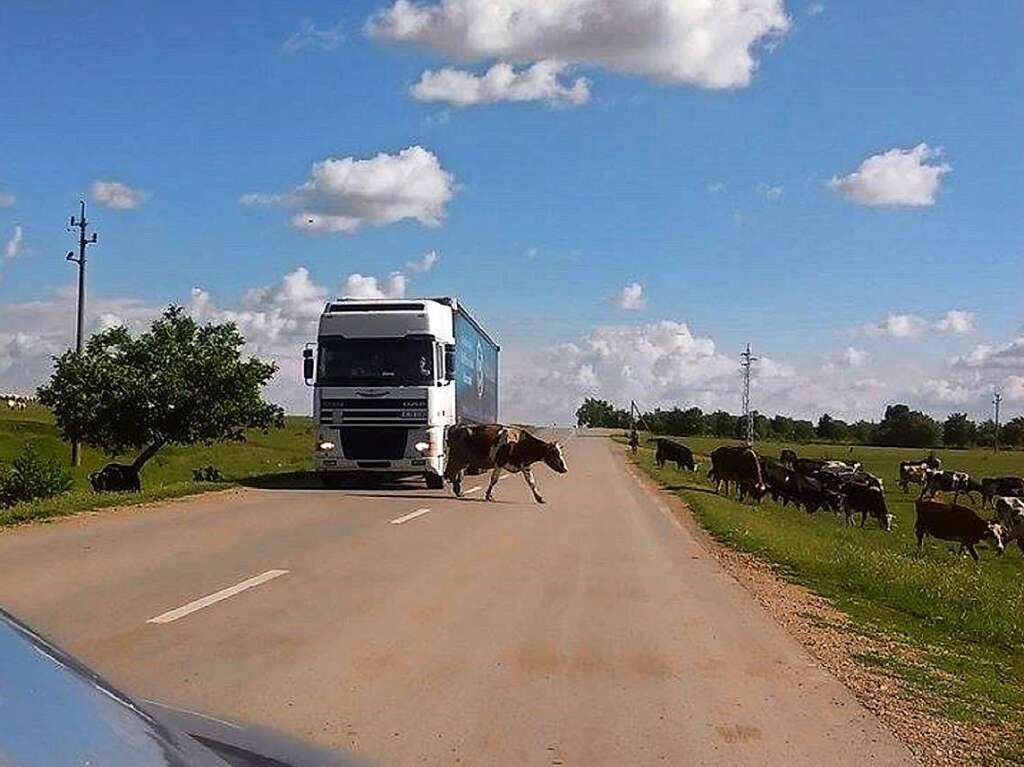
[545,441,568,474]
[988,523,1007,556]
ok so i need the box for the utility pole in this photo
[993,388,1002,453]
[740,343,758,446]
[66,200,98,466]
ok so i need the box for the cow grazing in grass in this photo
[841,483,893,530]
[709,445,767,502]
[914,499,1005,562]
[898,457,941,493]
[654,439,697,471]
[994,496,1024,554]
[981,477,1024,507]
[444,424,567,504]
[762,459,796,505]
[779,448,798,468]
[89,463,141,493]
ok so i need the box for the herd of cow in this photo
[650,438,1024,562]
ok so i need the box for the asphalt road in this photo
[0,432,916,766]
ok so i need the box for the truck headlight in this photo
[318,441,336,451]
[414,441,430,453]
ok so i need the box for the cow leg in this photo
[860,510,868,528]
[915,528,924,549]
[451,469,464,498]
[522,467,545,504]
[965,542,980,562]
[484,466,502,501]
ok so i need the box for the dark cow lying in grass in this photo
[914,499,1005,561]
[653,439,696,471]
[445,424,568,504]
[89,463,141,493]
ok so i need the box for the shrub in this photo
[0,443,74,508]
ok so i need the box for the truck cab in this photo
[304,298,498,488]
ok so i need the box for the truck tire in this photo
[425,473,444,490]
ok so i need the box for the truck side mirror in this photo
[444,345,456,381]
[303,347,314,385]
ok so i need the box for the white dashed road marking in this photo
[390,508,432,525]
[147,569,289,625]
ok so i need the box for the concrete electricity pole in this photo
[740,343,758,446]
[993,388,1002,453]
[66,200,98,467]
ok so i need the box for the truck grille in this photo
[338,428,410,460]
[320,398,428,426]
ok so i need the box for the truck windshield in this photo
[317,337,434,386]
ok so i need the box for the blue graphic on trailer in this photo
[453,311,498,424]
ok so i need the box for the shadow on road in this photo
[241,472,430,493]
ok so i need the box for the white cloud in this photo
[615,282,646,311]
[342,272,407,299]
[411,60,589,107]
[706,182,725,194]
[90,180,150,210]
[368,0,790,90]
[823,346,867,372]
[0,192,13,207]
[4,225,24,260]
[241,146,457,234]
[954,334,1024,373]
[281,19,345,54]
[828,144,950,207]
[913,378,982,406]
[934,309,975,335]
[756,182,783,200]
[405,249,439,273]
[861,309,975,338]
[806,3,824,15]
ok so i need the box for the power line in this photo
[66,200,98,467]
[740,343,758,446]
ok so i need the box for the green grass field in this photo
[0,403,313,527]
[623,434,1024,763]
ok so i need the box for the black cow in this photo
[792,457,828,477]
[709,445,767,501]
[841,483,893,530]
[762,459,796,505]
[89,463,141,493]
[789,473,842,515]
[654,439,696,471]
[779,448,797,467]
[445,424,567,504]
[920,470,982,504]
[981,477,1024,507]
[914,499,1005,561]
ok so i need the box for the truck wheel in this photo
[425,474,445,490]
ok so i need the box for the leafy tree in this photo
[791,419,816,442]
[848,420,877,445]
[37,306,283,487]
[874,404,942,448]
[707,410,738,438]
[942,412,977,448]
[769,414,795,441]
[1002,416,1024,449]
[575,398,628,428]
[976,419,998,447]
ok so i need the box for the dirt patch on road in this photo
[622,448,1000,767]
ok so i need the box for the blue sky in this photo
[1,1,1021,422]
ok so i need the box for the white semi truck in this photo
[303,297,499,488]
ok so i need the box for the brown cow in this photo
[445,424,568,504]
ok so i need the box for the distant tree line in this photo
[575,398,1024,450]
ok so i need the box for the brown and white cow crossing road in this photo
[0,432,914,766]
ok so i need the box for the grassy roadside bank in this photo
[620,434,1024,765]
[1,404,312,528]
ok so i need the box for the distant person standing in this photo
[628,429,639,455]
